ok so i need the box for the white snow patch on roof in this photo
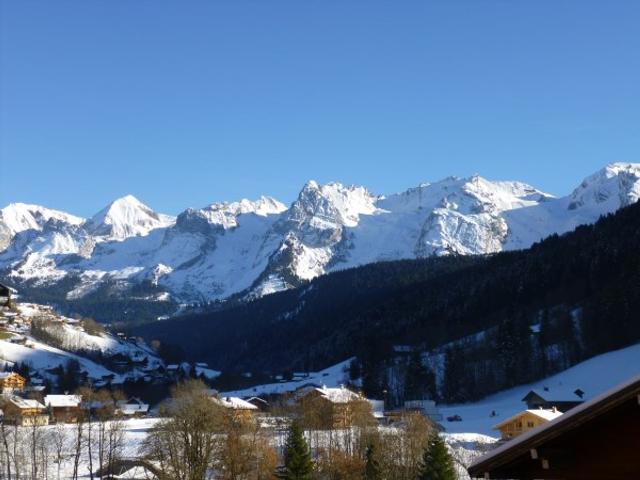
[44,394,82,408]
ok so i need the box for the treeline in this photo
[354,304,583,405]
[138,201,640,403]
[4,276,177,326]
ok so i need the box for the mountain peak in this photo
[569,162,640,210]
[114,194,142,205]
[289,180,377,228]
[86,195,175,240]
[200,196,287,229]
[0,203,84,235]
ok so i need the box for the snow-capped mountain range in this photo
[1,163,639,304]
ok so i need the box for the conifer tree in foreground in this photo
[276,421,313,480]
[364,443,382,480]
[419,432,456,480]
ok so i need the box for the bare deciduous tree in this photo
[142,379,225,480]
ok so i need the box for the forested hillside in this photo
[137,202,640,403]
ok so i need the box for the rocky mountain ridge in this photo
[1,163,639,308]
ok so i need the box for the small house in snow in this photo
[4,396,49,426]
[296,385,371,429]
[44,394,82,423]
[211,395,258,421]
[493,408,563,440]
[522,387,585,412]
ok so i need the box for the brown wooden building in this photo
[296,385,371,429]
[468,374,640,479]
[493,408,562,440]
[0,372,26,393]
[44,394,82,423]
[4,396,49,426]
[211,395,258,422]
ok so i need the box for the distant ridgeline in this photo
[143,201,640,404]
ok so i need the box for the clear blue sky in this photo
[1,1,639,217]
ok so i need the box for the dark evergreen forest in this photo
[135,202,639,402]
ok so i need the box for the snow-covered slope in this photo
[1,163,639,305]
[222,358,354,398]
[0,302,163,383]
[0,203,84,251]
[439,341,640,436]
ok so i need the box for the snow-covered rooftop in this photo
[493,408,562,429]
[212,396,258,410]
[10,396,45,410]
[526,408,563,421]
[313,385,363,404]
[44,394,82,408]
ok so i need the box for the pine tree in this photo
[419,432,456,480]
[276,421,313,479]
[364,444,382,480]
[404,351,437,401]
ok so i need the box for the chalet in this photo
[296,385,370,429]
[4,396,49,426]
[521,387,584,412]
[468,374,640,480]
[116,397,150,417]
[211,395,258,421]
[493,408,562,440]
[44,394,82,423]
[0,372,26,393]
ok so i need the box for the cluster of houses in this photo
[0,370,150,426]
[212,384,445,431]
